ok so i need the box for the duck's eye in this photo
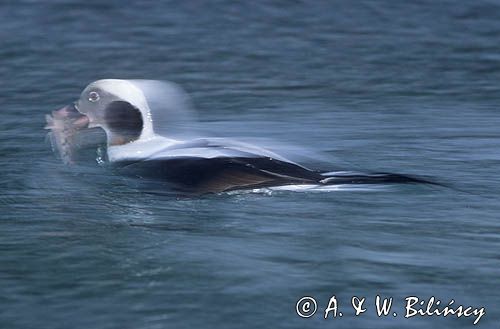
[88,91,100,102]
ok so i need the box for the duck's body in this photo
[109,137,429,193]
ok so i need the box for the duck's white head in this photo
[60,79,194,147]
[76,79,153,145]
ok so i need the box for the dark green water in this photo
[1,1,500,328]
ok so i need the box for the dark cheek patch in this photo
[104,101,143,142]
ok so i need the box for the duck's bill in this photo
[45,103,89,130]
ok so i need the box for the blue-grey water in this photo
[1,1,500,328]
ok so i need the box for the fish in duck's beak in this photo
[45,103,93,165]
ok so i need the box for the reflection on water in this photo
[1,1,500,328]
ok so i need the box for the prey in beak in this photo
[45,103,91,165]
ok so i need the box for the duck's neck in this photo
[107,135,178,162]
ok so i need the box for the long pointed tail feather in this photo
[319,172,440,186]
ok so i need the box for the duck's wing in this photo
[110,137,326,193]
[115,155,324,194]
[142,137,294,162]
